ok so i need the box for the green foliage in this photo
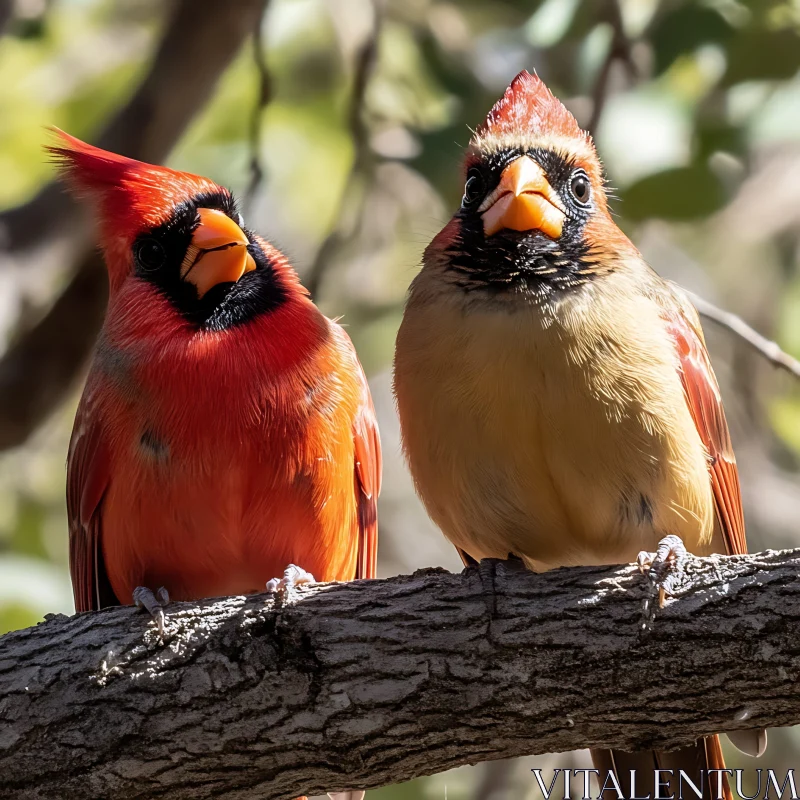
[651,6,734,76]
[8,498,48,560]
[620,164,727,221]
[724,28,800,85]
[0,603,40,635]
[770,395,800,457]
[369,780,429,799]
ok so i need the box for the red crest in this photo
[477,71,584,140]
[47,129,224,244]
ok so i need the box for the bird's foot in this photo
[328,792,365,800]
[637,534,687,608]
[266,564,315,605]
[132,585,170,635]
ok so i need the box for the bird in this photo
[394,71,763,800]
[52,131,379,800]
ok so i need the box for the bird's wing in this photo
[593,285,745,799]
[67,385,116,612]
[662,285,747,556]
[352,365,381,581]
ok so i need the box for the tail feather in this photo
[703,735,733,800]
[591,735,731,800]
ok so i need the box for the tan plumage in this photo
[397,255,728,570]
[395,71,759,798]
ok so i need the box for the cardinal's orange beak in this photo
[180,208,257,297]
[480,156,565,239]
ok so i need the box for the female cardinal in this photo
[394,72,762,799]
[54,131,379,634]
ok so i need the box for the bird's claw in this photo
[133,585,170,635]
[637,534,687,608]
[266,564,315,603]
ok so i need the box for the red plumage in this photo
[57,133,380,611]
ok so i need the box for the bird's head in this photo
[49,131,293,330]
[430,71,631,296]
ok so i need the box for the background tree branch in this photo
[688,291,800,380]
[0,0,13,39]
[586,0,636,137]
[0,251,106,450]
[0,0,269,451]
[0,0,268,253]
[244,3,273,210]
[303,0,382,300]
[2,548,800,800]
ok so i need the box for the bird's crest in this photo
[476,71,584,141]
[469,71,601,191]
[47,129,224,240]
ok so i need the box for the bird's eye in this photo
[570,172,591,205]
[134,238,166,272]
[462,169,485,208]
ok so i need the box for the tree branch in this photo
[0,0,13,38]
[688,291,800,380]
[587,0,635,137]
[303,0,382,300]
[0,251,106,450]
[243,2,273,210]
[2,548,799,799]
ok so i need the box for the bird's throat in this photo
[443,223,605,297]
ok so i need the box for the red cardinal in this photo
[395,72,763,799]
[51,139,381,649]
[55,132,379,799]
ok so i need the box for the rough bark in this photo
[1,549,800,800]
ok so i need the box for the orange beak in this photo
[180,208,257,297]
[480,156,565,239]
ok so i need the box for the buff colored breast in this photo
[394,268,720,571]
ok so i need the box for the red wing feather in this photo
[67,386,116,611]
[664,295,747,556]
[352,369,381,581]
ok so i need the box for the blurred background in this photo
[0,0,799,796]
